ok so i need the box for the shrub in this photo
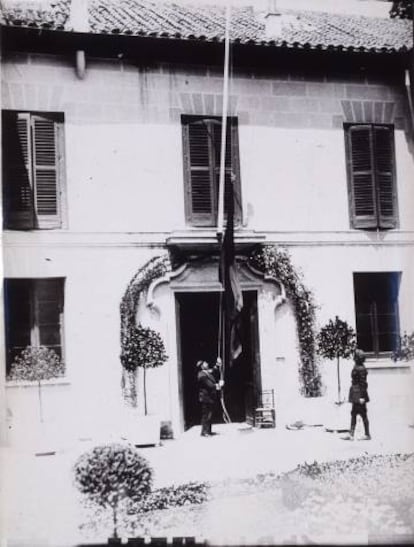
[7,345,64,382]
[7,346,65,422]
[120,254,171,407]
[392,332,414,362]
[317,317,356,403]
[73,444,153,538]
[133,481,209,513]
[120,325,168,413]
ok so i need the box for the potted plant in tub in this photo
[317,317,356,431]
[7,345,65,451]
[121,324,168,445]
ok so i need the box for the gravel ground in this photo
[79,453,414,545]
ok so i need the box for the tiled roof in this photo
[1,0,71,29]
[1,0,412,53]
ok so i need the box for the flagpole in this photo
[217,1,233,424]
[217,1,231,240]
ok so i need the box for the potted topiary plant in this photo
[317,317,356,432]
[317,317,356,404]
[7,345,65,452]
[7,345,65,422]
[120,325,168,445]
[73,443,153,540]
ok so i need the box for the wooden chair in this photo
[254,389,276,428]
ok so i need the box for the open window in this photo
[353,272,400,357]
[4,278,65,376]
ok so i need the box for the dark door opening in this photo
[176,291,261,430]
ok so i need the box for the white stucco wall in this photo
[2,53,414,444]
[3,54,414,234]
[66,123,185,232]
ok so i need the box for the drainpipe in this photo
[0,23,8,448]
[76,49,86,80]
[69,0,89,79]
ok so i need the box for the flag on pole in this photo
[219,173,243,364]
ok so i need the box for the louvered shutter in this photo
[183,116,242,227]
[374,126,397,229]
[347,125,377,229]
[32,115,60,228]
[230,120,242,224]
[212,121,233,220]
[2,112,35,229]
[183,121,216,226]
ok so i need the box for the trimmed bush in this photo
[134,482,209,513]
[317,316,356,403]
[73,444,153,537]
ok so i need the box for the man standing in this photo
[346,349,371,440]
[197,359,223,437]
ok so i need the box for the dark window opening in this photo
[4,278,65,376]
[353,272,400,356]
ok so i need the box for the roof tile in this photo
[1,0,412,53]
[1,0,71,29]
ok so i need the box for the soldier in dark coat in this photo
[197,359,223,437]
[347,349,371,440]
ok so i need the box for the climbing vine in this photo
[248,245,321,397]
[120,253,171,406]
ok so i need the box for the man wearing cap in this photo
[197,359,223,437]
[345,348,371,440]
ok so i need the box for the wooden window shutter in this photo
[31,115,60,228]
[374,126,397,229]
[212,120,233,220]
[183,116,242,227]
[230,120,242,224]
[184,119,216,226]
[2,112,35,229]
[347,125,377,229]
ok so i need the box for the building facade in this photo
[1,0,414,445]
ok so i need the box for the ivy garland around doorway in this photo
[248,245,321,397]
[120,253,171,406]
[119,247,321,404]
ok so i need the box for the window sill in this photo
[365,358,412,370]
[6,378,71,388]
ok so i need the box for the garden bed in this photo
[80,453,414,544]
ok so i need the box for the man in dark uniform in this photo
[197,359,223,437]
[346,348,371,440]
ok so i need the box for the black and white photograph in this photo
[0,0,414,545]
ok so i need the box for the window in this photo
[2,111,65,230]
[345,124,397,230]
[4,278,65,375]
[182,115,242,227]
[353,272,400,356]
